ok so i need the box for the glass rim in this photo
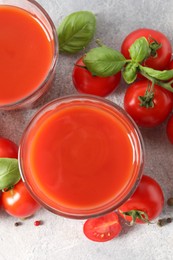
[0,0,58,110]
[19,94,145,219]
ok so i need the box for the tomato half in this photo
[83,212,122,242]
[118,175,164,224]
[0,137,18,158]
[166,114,173,144]
[2,180,40,218]
[124,80,173,127]
[72,57,121,97]
[121,28,172,70]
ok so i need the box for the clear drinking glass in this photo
[19,95,145,219]
[0,0,58,110]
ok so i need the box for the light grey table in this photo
[1,0,173,259]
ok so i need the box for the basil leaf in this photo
[57,11,96,54]
[123,62,138,84]
[129,37,150,63]
[83,46,126,77]
[139,65,173,80]
[0,158,21,190]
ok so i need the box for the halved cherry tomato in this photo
[0,137,18,158]
[83,212,122,242]
[2,180,40,218]
[72,57,121,97]
[166,114,173,144]
[118,175,164,224]
[124,80,173,127]
[121,28,172,70]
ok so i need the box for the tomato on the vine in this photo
[121,28,172,70]
[166,114,173,144]
[83,212,122,242]
[124,80,173,127]
[0,137,18,159]
[72,57,121,97]
[118,175,164,224]
[2,180,40,218]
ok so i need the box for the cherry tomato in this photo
[121,28,172,70]
[0,137,18,158]
[118,175,164,224]
[83,212,122,242]
[166,114,173,144]
[2,180,40,218]
[124,80,173,127]
[167,59,173,70]
[72,57,121,97]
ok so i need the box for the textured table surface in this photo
[1,0,173,259]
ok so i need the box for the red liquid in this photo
[21,99,142,214]
[0,6,53,105]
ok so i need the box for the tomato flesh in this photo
[83,212,122,242]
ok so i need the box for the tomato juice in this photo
[19,96,144,218]
[0,1,58,109]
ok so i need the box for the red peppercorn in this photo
[34,220,42,226]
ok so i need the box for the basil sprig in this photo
[129,37,150,63]
[139,65,173,81]
[57,11,96,54]
[0,158,21,190]
[122,62,138,84]
[83,46,126,77]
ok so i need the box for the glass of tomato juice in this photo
[19,95,144,219]
[0,0,58,110]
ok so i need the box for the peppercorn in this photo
[167,197,173,206]
[34,220,42,226]
[14,222,22,227]
[157,217,172,227]
[157,218,167,227]
[166,217,172,223]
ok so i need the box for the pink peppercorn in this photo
[34,220,42,226]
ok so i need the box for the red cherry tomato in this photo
[72,57,121,97]
[118,175,164,224]
[0,137,18,158]
[124,80,173,127]
[2,180,40,218]
[121,28,172,70]
[83,212,122,242]
[167,60,173,70]
[166,114,173,144]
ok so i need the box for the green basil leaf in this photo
[139,65,173,80]
[123,62,138,84]
[0,158,21,190]
[129,37,150,63]
[57,11,96,54]
[83,46,126,77]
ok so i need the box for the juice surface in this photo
[25,103,139,210]
[0,6,53,105]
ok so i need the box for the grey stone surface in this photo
[0,0,173,259]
